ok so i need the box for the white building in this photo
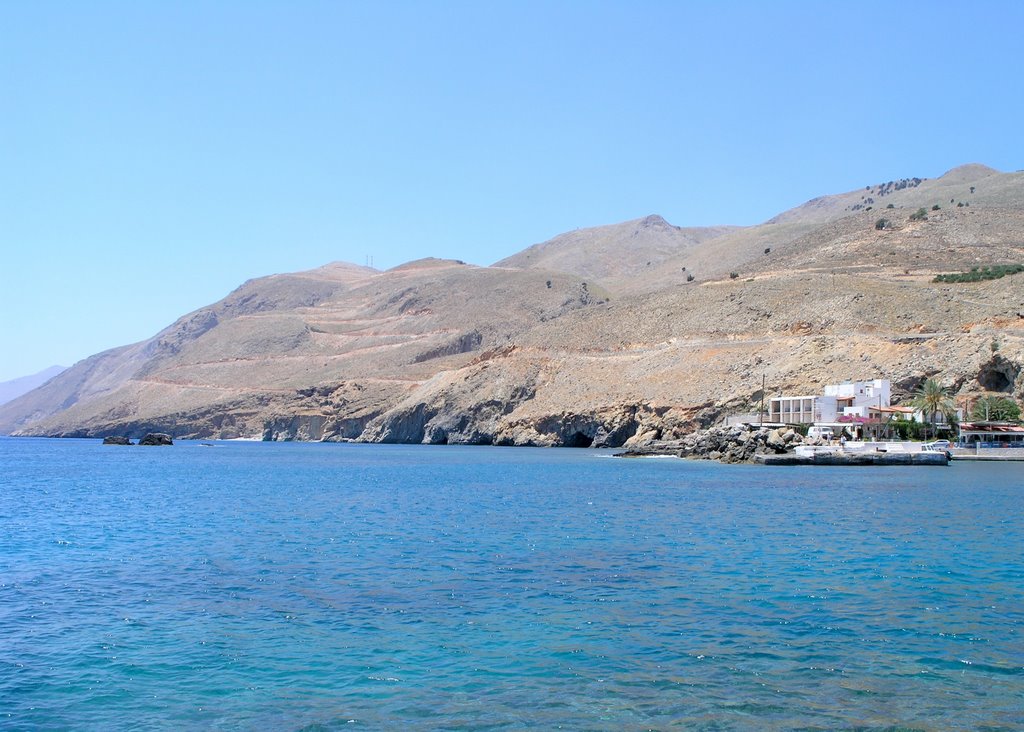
[768,394,837,424]
[824,379,891,419]
[768,379,891,425]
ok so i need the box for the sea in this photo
[1,437,1021,730]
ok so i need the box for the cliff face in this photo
[4,165,1024,444]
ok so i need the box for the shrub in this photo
[932,204,941,211]
[886,203,895,209]
[729,272,739,279]
[875,218,889,230]
[891,419,927,440]
[764,247,771,254]
[686,273,695,282]
[909,207,928,221]
[933,263,1024,283]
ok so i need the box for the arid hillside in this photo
[0,259,606,438]
[500,164,1024,295]
[494,214,737,287]
[3,163,1023,445]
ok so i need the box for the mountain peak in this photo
[637,214,671,229]
[938,163,1000,183]
[388,258,470,273]
[304,261,380,282]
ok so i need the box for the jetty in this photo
[950,447,1024,462]
[756,447,948,466]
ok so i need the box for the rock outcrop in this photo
[619,425,803,463]
[138,432,173,446]
[101,436,132,445]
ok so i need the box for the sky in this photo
[2,0,1023,381]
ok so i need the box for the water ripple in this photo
[0,440,1021,729]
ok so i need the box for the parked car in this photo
[924,440,951,452]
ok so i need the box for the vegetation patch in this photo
[933,264,1024,283]
[972,395,1021,421]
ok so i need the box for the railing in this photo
[965,441,1024,449]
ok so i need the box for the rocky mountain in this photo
[3,163,1023,446]
[493,215,737,289]
[0,258,607,439]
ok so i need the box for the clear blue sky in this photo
[2,0,1022,381]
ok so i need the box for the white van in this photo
[807,426,834,440]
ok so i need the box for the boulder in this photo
[766,430,787,451]
[622,429,659,449]
[138,432,173,446]
[102,436,132,445]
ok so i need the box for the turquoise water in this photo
[1,438,1021,730]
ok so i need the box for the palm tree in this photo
[910,378,956,440]
[971,395,1021,422]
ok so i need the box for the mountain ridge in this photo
[3,163,1023,444]
[0,366,66,407]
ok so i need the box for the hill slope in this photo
[642,165,1024,291]
[493,215,736,287]
[0,366,65,407]
[4,163,1024,444]
[0,259,605,438]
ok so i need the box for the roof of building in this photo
[960,422,1024,433]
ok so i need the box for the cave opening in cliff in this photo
[978,357,1018,392]
[565,432,594,448]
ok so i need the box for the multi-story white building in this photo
[768,379,891,425]
[824,378,891,419]
[768,394,836,424]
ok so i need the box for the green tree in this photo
[909,207,928,222]
[910,378,956,440]
[971,395,1021,422]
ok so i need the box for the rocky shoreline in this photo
[618,424,804,463]
[619,424,950,465]
[101,432,174,446]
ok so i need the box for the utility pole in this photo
[759,373,766,427]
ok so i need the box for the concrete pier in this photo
[950,448,1024,462]
[755,450,948,466]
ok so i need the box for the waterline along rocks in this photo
[619,425,804,463]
